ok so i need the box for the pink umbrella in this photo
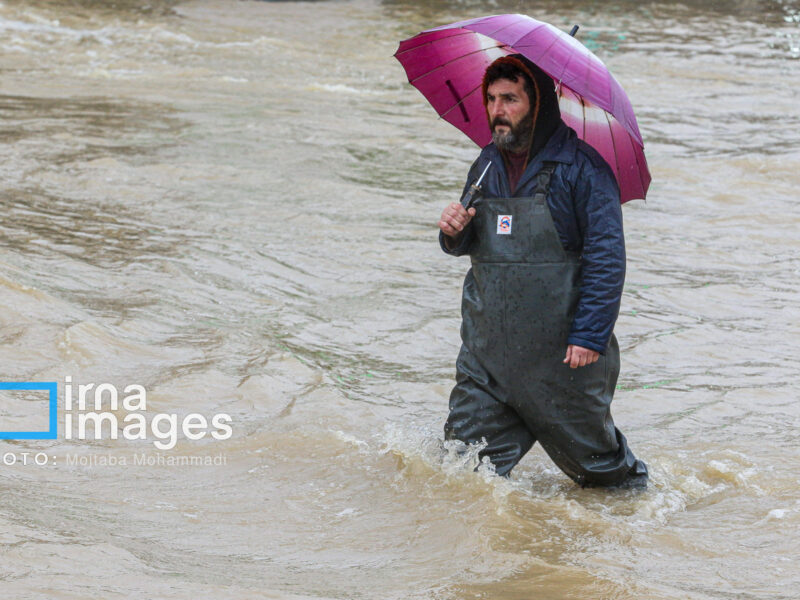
[394,14,650,203]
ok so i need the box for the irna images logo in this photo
[0,378,233,449]
[0,382,58,440]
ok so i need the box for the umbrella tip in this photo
[569,25,579,37]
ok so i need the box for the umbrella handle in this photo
[463,184,482,210]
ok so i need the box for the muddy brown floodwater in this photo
[1,0,799,598]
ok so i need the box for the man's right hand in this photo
[439,202,476,241]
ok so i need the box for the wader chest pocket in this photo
[471,197,534,261]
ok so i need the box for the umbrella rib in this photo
[409,45,508,84]
[481,16,537,38]
[396,18,541,60]
[606,111,648,201]
[604,110,621,177]
[512,34,562,78]
[439,82,483,120]
[496,22,548,49]
[630,126,649,200]
[394,30,475,57]
[446,79,471,122]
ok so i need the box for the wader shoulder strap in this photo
[533,163,557,205]
[532,162,579,261]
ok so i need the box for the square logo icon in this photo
[0,382,58,440]
[497,214,512,235]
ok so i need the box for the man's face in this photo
[486,77,532,152]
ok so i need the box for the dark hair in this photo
[483,60,537,105]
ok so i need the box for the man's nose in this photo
[489,101,504,119]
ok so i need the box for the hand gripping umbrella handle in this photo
[462,162,492,209]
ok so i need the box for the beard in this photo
[491,110,533,153]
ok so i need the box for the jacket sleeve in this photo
[439,158,481,256]
[567,156,626,354]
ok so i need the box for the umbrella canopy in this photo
[394,14,650,203]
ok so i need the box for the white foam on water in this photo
[373,418,789,547]
[308,83,388,96]
[328,428,371,454]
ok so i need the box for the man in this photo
[438,54,648,488]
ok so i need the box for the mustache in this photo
[491,117,512,129]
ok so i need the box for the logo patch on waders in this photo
[497,215,512,234]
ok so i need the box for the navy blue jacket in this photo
[440,122,625,354]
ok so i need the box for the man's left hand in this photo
[563,345,599,369]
